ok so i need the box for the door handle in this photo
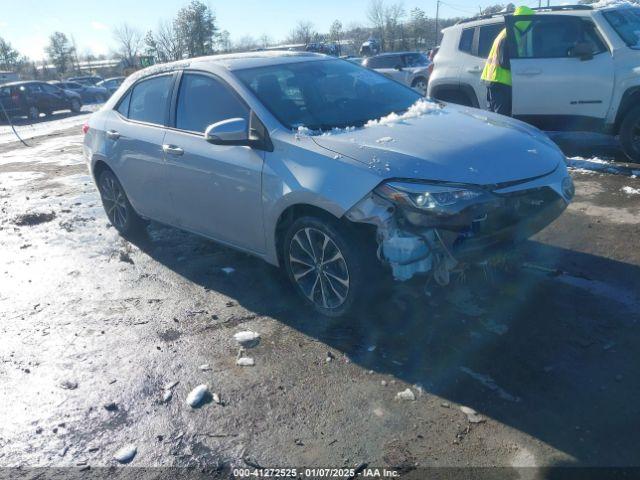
[162,144,184,156]
[515,69,542,76]
[466,66,482,73]
[106,129,120,140]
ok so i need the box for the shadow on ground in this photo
[130,222,640,468]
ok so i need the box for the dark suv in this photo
[0,81,83,121]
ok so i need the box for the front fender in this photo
[261,136,383,265]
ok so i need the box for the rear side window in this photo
[459,28,474,53]
[509,16,607,58]
[478,24,504,58]
[128,75,173,125]
[116,90,131,117]
[175,73,248,134]
[367,56,399,69]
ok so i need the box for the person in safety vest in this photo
[481,6,535,116]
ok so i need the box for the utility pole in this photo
[435,0,441,47]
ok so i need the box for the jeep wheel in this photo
[620,105,640,163]
[283,216,374,318]
[412,77,428,97]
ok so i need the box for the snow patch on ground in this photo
[621,186,640,195]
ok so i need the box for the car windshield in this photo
[603,7,640,49]
[234,58,422,131]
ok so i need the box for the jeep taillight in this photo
[82,123,90,135]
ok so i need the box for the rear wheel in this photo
[97,169,145,237]
[619,105,640,163]
[412,77,428,97]
[283,216,374,318]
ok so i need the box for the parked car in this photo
[363,52,431,95]
[51,80,109,103]
[427,46,440,77]
[68,75,103,86]
[97,77,125,96]
[0,81,82,121]
[428,4,640,162]
[83,52,573,317]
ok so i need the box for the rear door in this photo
[41,83,69,110]
[162,71,265,253]
[102,73,175,222]
[506,14,614,130]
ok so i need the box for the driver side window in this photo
[510,16,607,59]
[175,73,249,134]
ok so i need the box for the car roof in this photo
[369,52,423,57]
[448,4,604,29]
[0,80,41,87]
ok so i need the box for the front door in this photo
[162,72,265,254]
[506,14,614,130]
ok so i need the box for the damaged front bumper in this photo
[346,166,573,284]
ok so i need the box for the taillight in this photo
[82,123,90,135]
[11,93,19,103]
[428,63,434,76]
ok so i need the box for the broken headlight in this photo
[375,181,484,212]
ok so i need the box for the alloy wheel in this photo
[289,227,350,310]
[414,80,428,96]
[100,174,128,229]
[28,106,39,120]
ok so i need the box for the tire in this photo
[412,77,428,97]
[619,105,640,163]
[282,215,375,318]
[27,106,40,121]
[70,99,81,113]
[97,169,145,237]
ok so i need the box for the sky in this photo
[0,0,537,60]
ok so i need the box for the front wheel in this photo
[97,169,145,237]
[620,105,640,163]
[70,99,81,113]
[283,216,374,317]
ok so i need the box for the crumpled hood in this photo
[311,104,563,186]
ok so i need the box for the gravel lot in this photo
[1,113,639,478]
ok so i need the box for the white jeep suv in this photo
[427,4,640,162]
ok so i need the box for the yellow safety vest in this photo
[481,29,511,86]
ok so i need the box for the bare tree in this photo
[329,20,343,43]
[368,0,386,48]
[384,2,405,51]
[113,23,142,67]
[218,30,232,52]
[235,35,258,51]
[259,34,272,49]
[287,21,317,44]
[156,20,183,61]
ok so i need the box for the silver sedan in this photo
[83,52,573,317]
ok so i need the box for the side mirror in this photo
[205,118,249,146]
[570,42,593,61]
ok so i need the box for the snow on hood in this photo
[311,103,563,185]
